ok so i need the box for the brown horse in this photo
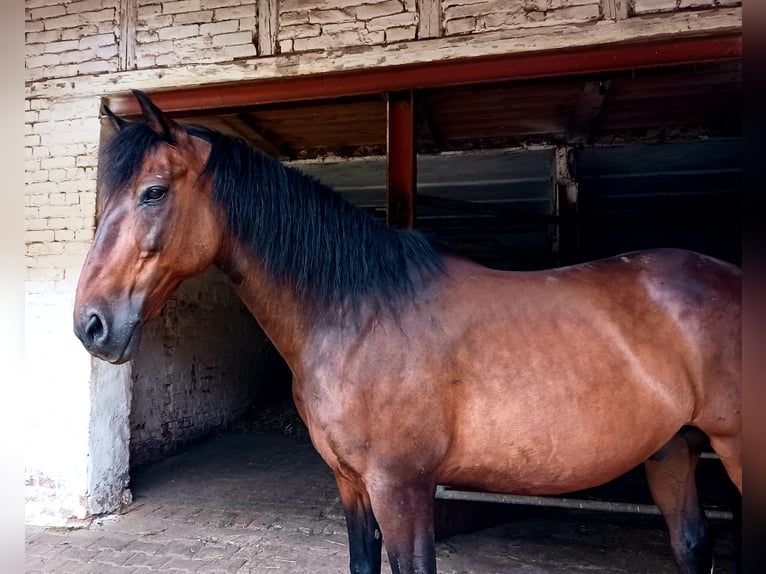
[73,91,741,574]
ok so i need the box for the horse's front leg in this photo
[335,472,383,574]
[367,479,437,574]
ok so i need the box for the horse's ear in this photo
[102,104,128,132]
[132,89,176,142]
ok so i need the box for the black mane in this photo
[101,121,445,313]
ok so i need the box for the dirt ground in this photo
[26,430,736,573]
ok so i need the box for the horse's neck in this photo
[213,237,315,373]
[232,275,306,368]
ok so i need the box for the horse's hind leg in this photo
[335,473,383,574]
[706,432,742,494]
[366,480,437,574]
[645,427,713,574]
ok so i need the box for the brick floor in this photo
[25,431,736,573]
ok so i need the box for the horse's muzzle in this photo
[73,302,144,364]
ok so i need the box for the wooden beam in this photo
[105,34,742,117]
[417,0,442,39]
[387,91,416,229]
[218,115,286,158]
[257,0,278,57]
[415,97,443,152]
[554,146,579,266]
[117,0,136,71]
[601,0,629,21]
[566,80,612,144]
[235,112,296,159]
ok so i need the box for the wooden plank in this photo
[241,112,299,158]
[387,91,416,229]
[257,0,278,57]
[118,0,136,71]
[415,97,443,151]
[425,81,583,104]
[601,0,629,21]
[566,80,612,144]
[555,146,579,265]
[217,115,286,158]
[417,0,442,39]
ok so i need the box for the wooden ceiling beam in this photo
[566,80,612,144]
[234,112,296,159]
[218,114,286,158]
[415,96,444,152]
[105,34,741,118]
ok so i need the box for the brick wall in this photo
[278,0,417,53]
[25,0,121,82]
[25,0,744,84]
[25,96,100,282]
[24,1,266,526]
[129,268,274,468]
[443,0,601,36]
[135,0,257,68]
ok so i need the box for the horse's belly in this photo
[439,442,645,496]
[438,379,689,495]
[432,310,697,494]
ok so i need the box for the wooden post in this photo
[386,91,416,229]
[566,80,612,145]
[555,146,579,266]
[118,0,137,71]
[257,0,278,57]
[601,0,629,20]
[417,0,443,39]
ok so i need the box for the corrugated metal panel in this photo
[575,138,741,265]
[291,149,556,270]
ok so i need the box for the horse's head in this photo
[73,91,222,363]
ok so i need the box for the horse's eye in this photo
[140,186,168,205]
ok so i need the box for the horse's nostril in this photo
[85,312,106,343]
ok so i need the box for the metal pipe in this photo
[435,486,733,520]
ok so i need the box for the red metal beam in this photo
[387,91,416,230]
[107,33,742,117]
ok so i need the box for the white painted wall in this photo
[25,279,131,526]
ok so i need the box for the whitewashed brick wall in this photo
[278,0,417,53]
[135,0,257,67]
[25,0,115,522]
[24,0,264,525]
[24,91,130,526]
[25,280,97,525]
[25,0,121,82]
[443,0,601,36]
[25,97,100,283]
[23,91,272,521]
